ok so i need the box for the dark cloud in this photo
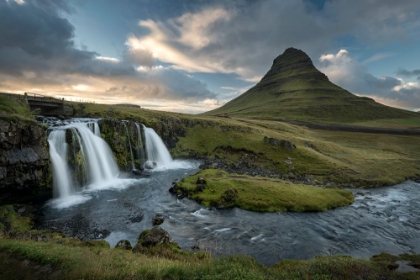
[0,0,215,102]
[364,74,402,90]
[396,68,420,77]
[128,0,420,82]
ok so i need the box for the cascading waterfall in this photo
[48,130,74,198]
[142,125,173,167]
[48,121,120,199]
[87,122,101,136]
[71,123,119,184]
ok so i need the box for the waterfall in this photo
[48,130,74,198]
[142,125,173,167]
[87,122,101,136]
[71,123,119,184]
[48,121,120,198]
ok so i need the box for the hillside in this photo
[206,48,420,124]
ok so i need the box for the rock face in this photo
[0,120,50,202]
[263,137,296,150]
[98,119,146,172]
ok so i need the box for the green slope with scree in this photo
[206,48,420,125]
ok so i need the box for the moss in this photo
[0,95,35,122]
[174,169,354,212]
[0,205,33,234]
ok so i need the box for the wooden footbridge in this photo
[23,92,74,116]
[0,92,74,116]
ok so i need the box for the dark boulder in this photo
[135,226,174,248]
[115,240,132,250]
[152,214,165,226]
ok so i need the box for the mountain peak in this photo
[205,47,417,123]
[261,47,328,83]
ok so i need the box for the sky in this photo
[1,0,420,113]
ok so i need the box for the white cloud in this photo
[319,49,420,109]
[363,52,395,63]
[126,7,232,73]
[96,56,119,63]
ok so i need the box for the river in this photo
[39,164,420,266]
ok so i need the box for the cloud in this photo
[126,0,420,84]
[363,52,395,63]
[2,0,420,112]
[396,68,420,78]
[0,0,216,109]
[319,49,420,109]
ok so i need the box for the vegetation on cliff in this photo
[0,94,34,122]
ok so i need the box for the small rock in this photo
[191,245,200,250]
[288,172,295,179]
[115,240,132,250]
[196,177,207,185]
[284,157,293,165]
[144,161,157,169]
[152,214,165,226]
[131,169,143,175]
[136,226,173,248]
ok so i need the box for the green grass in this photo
[0,238,418,279]
[174,169,354,212]
[0,95,34,122]
[61,101,420,187]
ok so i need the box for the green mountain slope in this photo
[206,48,420,124]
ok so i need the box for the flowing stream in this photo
[41,118,420,266]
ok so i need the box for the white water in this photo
[48,130,73,198]
[47,121,121,206]
[143,125,173,167]
[142,125,198,170]
[46,118,197,208]
[70,123,119,187]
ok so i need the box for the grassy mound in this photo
[0,94,34,122]
[172,169,354,212]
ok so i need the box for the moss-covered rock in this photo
[172,169,354,212]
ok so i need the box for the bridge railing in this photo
[24,92,64,103]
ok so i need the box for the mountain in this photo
[206,48,419,123]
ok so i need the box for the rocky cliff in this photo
[0,120,51,202]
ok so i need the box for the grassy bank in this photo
[0,94,34,122]
[172,169,354,212]
[1,202,417,279]
[1,236,419,279]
